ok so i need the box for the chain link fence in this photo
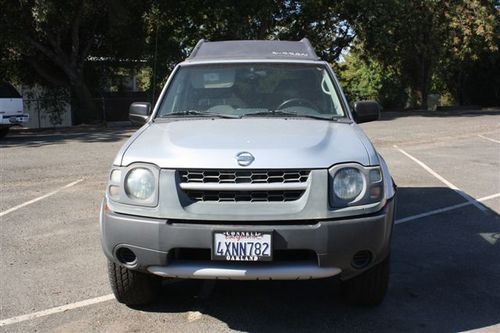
[23,97,72,129]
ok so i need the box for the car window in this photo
[0,82,21,98]
[157,63,345,118]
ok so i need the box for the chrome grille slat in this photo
[184,190,304,202]
[179,170,310,184]
[180,182,307,191]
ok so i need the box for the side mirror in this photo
[129,102,152,126]
[352,101,381,124]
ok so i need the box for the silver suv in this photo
[101,39,396,306]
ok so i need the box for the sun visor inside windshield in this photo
[190,69,235,88]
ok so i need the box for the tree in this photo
[141,0,356,97]
[438,0,499,105]
[347,0,447,108]
[346,0,498,108]
[276,0,355,62]
[0,0,150,123]
[4,0,495,118]
[336,44,407,108]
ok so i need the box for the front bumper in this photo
[101,196,395,280]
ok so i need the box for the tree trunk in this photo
[71,79,100,124]
[418,81,429,110]
[25,57,99,124]
[457,69,465,105]
[411,56,431,109]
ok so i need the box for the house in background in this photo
[16,59,151,128]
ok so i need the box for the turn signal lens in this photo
[370,185,383,200]
[109,185,120,199]
[110,169,121,183]
[369,169,382,183]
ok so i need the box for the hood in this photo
[118,119,378,169]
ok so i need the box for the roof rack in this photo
[187,39,320,61]
[189,39,205,59]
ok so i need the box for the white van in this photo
[0,82,29,138]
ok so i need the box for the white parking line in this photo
[396,192,500,224]
[478,134,500,144]
[394,146,487,212]
[0,179,84,217]
[0,294,114,327]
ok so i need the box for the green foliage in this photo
[277,0,355,62]
[336,46,407,108]
[437,0,499,105]
[346,0,499,108]
[143,0,355,95]
[336,53,381,102]
[1,0,498,121]
[345,0,448,108]
[0,0,151,123]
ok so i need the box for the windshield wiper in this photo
[242,110,343,121]
[158,110,240,119]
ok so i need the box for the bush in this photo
[336,50,407,110]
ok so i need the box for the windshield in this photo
[156,63,346,118]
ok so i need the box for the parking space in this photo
[397,137,499,199]
[1,110,499,332]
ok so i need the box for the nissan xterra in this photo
[101,39,397,306]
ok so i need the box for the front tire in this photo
[0,127,9,138]
[107,260,161,305]
[341,255,390,306]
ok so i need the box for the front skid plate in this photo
[147,261,341,280]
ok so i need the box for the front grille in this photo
[179,169,310,203]
[179,170,310,184]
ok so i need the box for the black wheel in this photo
[107,260,161,305]
[341,255,390,306]
[0,127,9,138]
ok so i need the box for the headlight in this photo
[329,164,384,208]
[124,168,155,200]
[333,167,364,200]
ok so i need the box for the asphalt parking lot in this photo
[1,110,499,332]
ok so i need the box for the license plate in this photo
[212,231,272,261]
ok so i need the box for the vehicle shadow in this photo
[133,186,499,332]
[0,127,134,148]
[379,109,500,121]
